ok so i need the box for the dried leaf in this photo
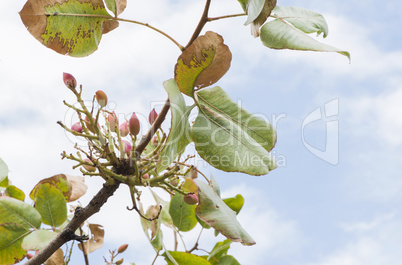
[65,175,87,202]
[78,224,104,254]
[147,205,160,239]
[175,31,232,97]
[44,248,64,265]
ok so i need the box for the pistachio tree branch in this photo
[185,0,212,49]
[25,183,120,265]
[134,99,170,156]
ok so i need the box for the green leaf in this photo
[33,183,67,227]
[157,79,191,172]
[223,194,244,215]
[182,178,198,194]
[169,193,197,232]
[191,86,277,175]
[21,229,57,251]
[104,0,126,16]
[244,0,266,25]
[194,180,255,245]
[236,0,247,11]
[0,158,9,184]
[208,239,232,265]
[0,197,41,265]
[210,174,220,197]
[5,186,25,202]
[0,176,9,188]
[175,32,232,97]
[20,0,117,57]
[273,6,329,37]
[260,19,351,62]
[165,251,212,265]
[217,255,241,265]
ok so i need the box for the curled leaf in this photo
[175,31,232,97]
[194,179,255,245]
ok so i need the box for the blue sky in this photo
[1,0,402,264]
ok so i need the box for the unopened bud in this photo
[83,159,96,172]
[142,173,149,179]
[95,90,108,107]
[122,140,132,156]
[149,108,158,124]
[183,193,199,205]
[119,122,129,137]
[63,72,76,89]
[107,111,119,132]
[129,112,140,136]
[26,253,34,260]
[115,258,124,265]
[84,116,99,134]
[117,244,128,254]
[71,122,83,133]
[151,136,158,147]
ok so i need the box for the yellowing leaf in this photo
[175,31,232,97]
[19,0,116,57]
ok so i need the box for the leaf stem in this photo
[208,13,246,22]
[46,13,184,51]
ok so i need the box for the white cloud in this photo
[309,213,402,265]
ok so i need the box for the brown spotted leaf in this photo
[174,31,232,97]
[19,0,116,57]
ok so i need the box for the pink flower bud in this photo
[149,108,158,124]
[95,90,108,107]
[63,73,77,89]
[26,253,34,260]
[108,112,119,132]
[83,159,96,172]
[117,244,128,254]
[119,122,129,137]
[183,193,198,205]
[152,136,158,147]
[122,140,132,156]
[84,116,99,134]
[129,112,140,136]
[71,122,83,133]
[142,173,149,179]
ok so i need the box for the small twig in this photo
[79,227,90,265]
[187,228,204,253]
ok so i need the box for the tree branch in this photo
[26,183,120,265]
[134,99,170,156]
[184,0,212,49]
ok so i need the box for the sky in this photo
[1,0,402,264]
